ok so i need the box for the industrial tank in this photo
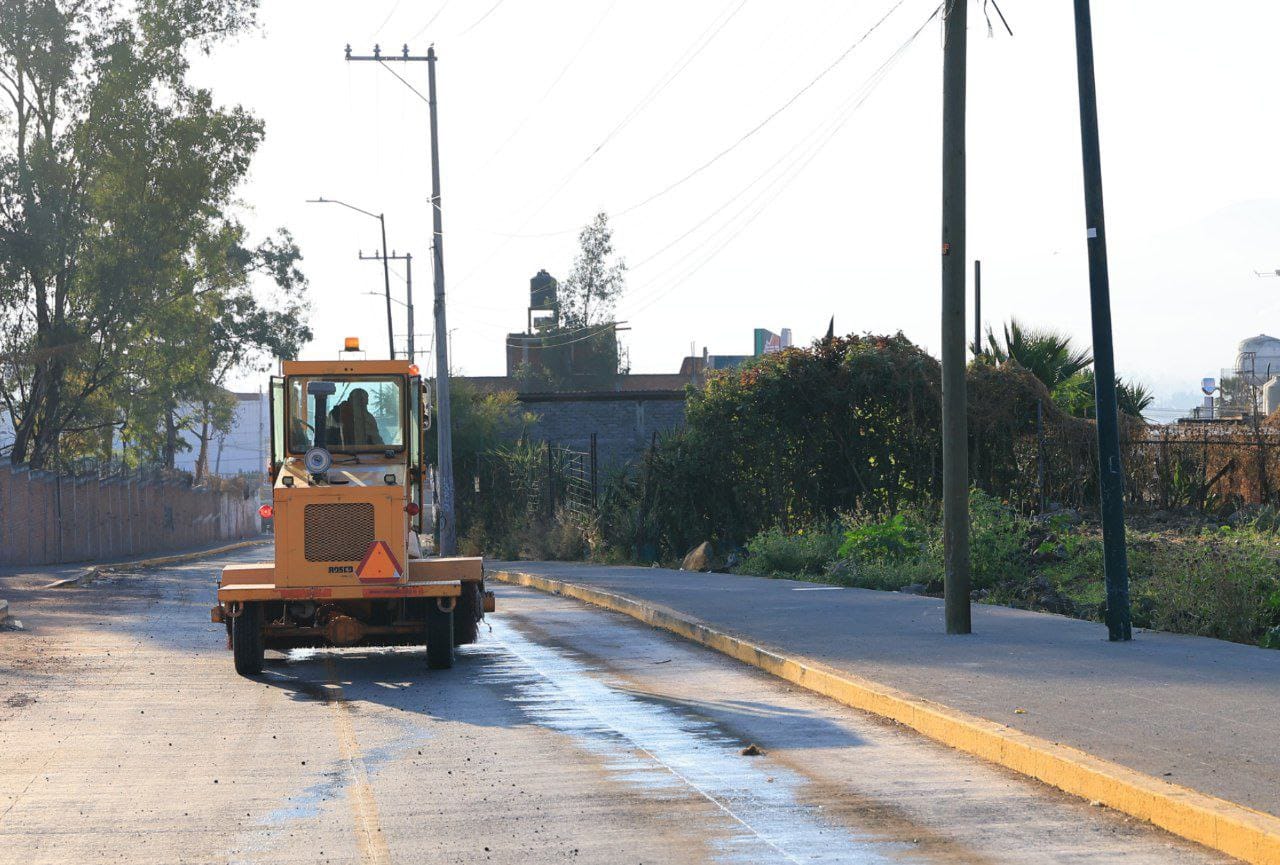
[1235,334,1280,384]
[1265,376,1280,418]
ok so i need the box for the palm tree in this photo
[983,319,1093,392]
[1116,379,1154,419]
[1052,369,1154,420]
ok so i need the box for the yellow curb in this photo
[494,568,1280,865]
[45,538,271,588]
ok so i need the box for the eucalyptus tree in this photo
[0,0,308,470]
[559,211,627,331]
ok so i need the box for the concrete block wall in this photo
[516,393,686,466]
[0,464,258,566]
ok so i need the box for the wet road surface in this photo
[0,550,1237,863]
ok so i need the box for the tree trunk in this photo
[163,408,178,470]
[194,407,210,485]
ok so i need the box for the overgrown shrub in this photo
[1135,530,1280,643]
[838,513,922,562]
[969,489,1030,588]
[737,526,841,577]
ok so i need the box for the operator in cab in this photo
[329,387,384,446]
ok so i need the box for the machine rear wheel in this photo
[426,601,454,670]
[453,582,482,646]
[232,602,265,676]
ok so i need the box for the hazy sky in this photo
[190,1,1280,419]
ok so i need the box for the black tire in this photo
[232,602,265,676]
[426,600,454,670]
[453,582,482,646]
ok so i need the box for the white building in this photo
[173,390,269,478]
[0,390,267,477]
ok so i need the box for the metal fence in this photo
[978,412,1280,515]
[460,436,600,547]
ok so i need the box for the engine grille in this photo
[303,502,376,562]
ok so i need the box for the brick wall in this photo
[515,392,686,466]
[0,464,260,566]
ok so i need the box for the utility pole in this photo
[941,0,971,635]
[345,43,457,556]
[973,259,982,357]
[377,215,395,360]
[1072,0,1131,641]
[307,197,396,359]
[360,250,415,360]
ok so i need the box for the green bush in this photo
[826,556,941,591]
[1136,529,1280,643]
[838,513,921,561]
[738,526,841,577]
[969,489,1030,588]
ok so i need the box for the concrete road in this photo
[0,550,1235,864]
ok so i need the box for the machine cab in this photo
[266,357,429,587]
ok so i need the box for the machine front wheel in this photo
[232,602,265,676]
[426,601,454,670]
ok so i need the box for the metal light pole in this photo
[307,197,396,360]
[1072,0,1131,641]
[344,43,457,556]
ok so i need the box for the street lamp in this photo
[306,196,396,360]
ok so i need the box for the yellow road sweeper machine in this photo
[212,342,492,675]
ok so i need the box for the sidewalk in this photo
[0,537,269,594]
[490,561,1280,824]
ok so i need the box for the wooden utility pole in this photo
[1071,0,1131,640]
[941,0,971,635]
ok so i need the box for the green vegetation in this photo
[724,502,1280,649]
[737,526,841,577]
[0,1,309,475]
[979,318,1152,420]
[456,327,1280,648]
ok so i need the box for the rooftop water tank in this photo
[530,269,558,310]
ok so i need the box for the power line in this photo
[460,0,507,36]
[409,0,455,42]
[618,4,941,319]
[463,1,937,350]
[485,0,915,241]
[370,0,404,41]
[611,0,911,220]
[485,1,936,346]
[480,0,622,167]
[579,0,746,169]
[451,0,747,292]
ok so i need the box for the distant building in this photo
[755,327,793,355]
[677,326,795,380]
[505,269,621,385]
[172,390,268,478]
[0,390,267,476]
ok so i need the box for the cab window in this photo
[287,377,405,453]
